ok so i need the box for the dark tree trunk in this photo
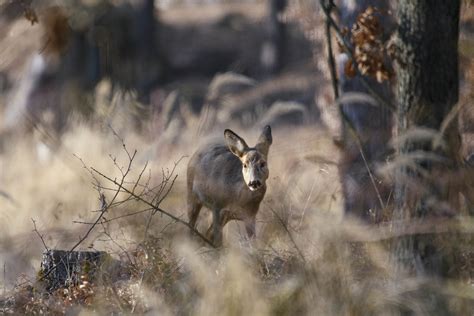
[396,1,460,137]
[133,0,164,100]
[337,0,394,223]
[393,0,461,278]
[263,0,287,75]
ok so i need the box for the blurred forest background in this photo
[0,0,473,314]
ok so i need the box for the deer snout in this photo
[248,180,262,191]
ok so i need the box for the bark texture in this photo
[396,1,460,132]
[40,250,108,291]
[393,0,461,279]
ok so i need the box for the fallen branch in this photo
[90,167,215,248]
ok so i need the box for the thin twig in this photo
[69,193,108,252]
[154,175,178,212]
[358,144,386,211]
[269,208,306,263]
[340,109,387,212]
[31,218,49,251]
[101,228,134,266]
[90,167,215,248]
[298,178,318,229]
[322,0,339,99]
[73,207,155,225]
[131,160,149,195]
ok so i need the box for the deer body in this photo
[187,126,272,246]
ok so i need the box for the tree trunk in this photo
[133,0,164,100]
[337,0,394,222]
[393,0,461,278]
[263,0,287,75]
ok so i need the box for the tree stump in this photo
[40,250,108,291]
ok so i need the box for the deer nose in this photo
[248,180,262,190]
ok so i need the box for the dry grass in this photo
[0,1,474,315]
[0,113,345,313]
[1,106,474,314]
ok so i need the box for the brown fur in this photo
[187,126,272,246]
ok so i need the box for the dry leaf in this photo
[23,6,38,25]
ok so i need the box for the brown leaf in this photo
[348,5,393,82]
[23,7,38,25]
[345,59,357,78]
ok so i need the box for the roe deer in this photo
[187,126,272,246]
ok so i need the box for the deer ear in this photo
[256,125,272,157]
[224,129,249,158]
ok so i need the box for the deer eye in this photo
[260,162,266,168]
[243,163,248,168]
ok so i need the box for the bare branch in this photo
[73,207,155,225]
[31,218,49,251]
[90,166,215,248]
[69,193,109,253]
[322,0,339,99]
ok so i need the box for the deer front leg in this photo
[187,200,202,229]
[244,216,256,240]
[211,208,223,247]
[205,210,237,246]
